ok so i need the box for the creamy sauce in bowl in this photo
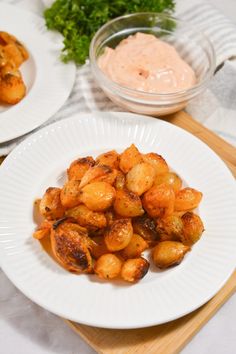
[98,32,196,94]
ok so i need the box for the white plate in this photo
[0,3,76,143]
[0,112,236,329]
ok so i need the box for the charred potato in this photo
[126,162,155,196]
[181,212,204,245]
[119,144,143,173]
[121,257,149,282]
[79,181,116,211]
[65,204,107,230]
[152,241,190,269]
[105,219,133,251]
[39,187,65,220]
[175,188,203,211]
[132,215,158,245]
[114,189,144,217]
[156,214,183,242]
[94,254,122,279]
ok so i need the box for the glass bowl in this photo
[89,12,216,116]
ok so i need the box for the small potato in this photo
[121,233,148,259]
[175,188,203,211]
[105,219,133,251]
[65,204,107,230]
[79,181,116,211]
[181,212,204,246]
[156,215,183,242]
[96,150,120,169]
[154,172,182,193]
[60,180,81,208]
[33,228,50,240]
[121,257,149,282]
[126,162,156,196]
[132,215,158,245]
[39,187,65,220]
[114,189,144,217]
[142,184,175,218]
[90,236,110,259]
[152,241,190,269]
[67,156,95,181]
[114,170,126,190]
[79,164,114,188]
[119,144,143,173]
[105,210,116,226]
[94,254,122,279]
[142,153,169,176]
[93,168,118,185]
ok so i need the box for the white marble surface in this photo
[1,1,236,354]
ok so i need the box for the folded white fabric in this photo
[0,0,236,156]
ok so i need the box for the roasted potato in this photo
[90,236,110,259]
[121,257,149,282]
[0,65,26,104]
[156,214,183,241]
[50,221,93,273]
[142,184,175,218]
[175,188,203,211]
[79,164,115,188]
[142,153,169,176]
[65,204,107,230]
[126,162,155,196]
[39,187,65,220]
[181,212,204,245]
[114,170,126,190]
[121,233,148,259]
[119,144,143,173]
[114,189,144,217]
[154,172,182,193]
[96,150,120,169]
[152,241,190,269]
[79,181,116,211]
[132,214,158,245]
[67,156,95,181]
[60,180,81,208]
[105,219,133,251]
[94,254,122,279]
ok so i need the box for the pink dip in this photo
[98,32,196,93]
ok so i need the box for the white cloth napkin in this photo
[0,0,236,156]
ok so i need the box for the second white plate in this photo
[0,3,76,143]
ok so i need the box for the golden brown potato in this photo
[154,172,182,193]
[126,162,155,196]
[156,215,183,242]
[105,219,133,251]
[67,156,95,181]
[79,181,116,211]
[181,212,204,246]
[50,221,93,273]
[121,233,148,259]
[93,168,118,185]
[119,144,143,173]
[0,66,26,104]
[96,150,120,169]
[105,210,116,226]
[33,228,50,240]
[0,31,29,64]
[94,254,122,279]
[152,241,190,269]
[132,215,158,245]
[65,204,107,230]
[39,187,65,220]
[121,257,149,282]
[114,170,126,190]
[142,184,175,218]
[114,189,144,217]
[90,236,110,259]
[79,164,116,188]
[60,180,81,209]
[175,188,203,211]
[142,153,169,176]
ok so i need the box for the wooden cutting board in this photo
[65,111,236,354]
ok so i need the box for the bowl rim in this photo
[89,12,216,99]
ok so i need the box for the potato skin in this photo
[156,215,183,242]
[152,241,190,269]
[119,144,143,173]
[79,181,116,211]
[39,187,65,220]
[65,204,107,230]
[96,150,120,169]
[90,236,110,259]
[142,184,175,218]
[154,172,182,193]
[105,219,133,251]
[142,153,169,175]
[126,162,156,196]
[114,170,126,190]
[94,254,122,279]
[132,215,158,245]
[175,188,202,211]
[121,233,148,259]
[79,164,115,188]
[121,257,149,282]
[60,180,81,208]
[181,212,204,246]
[67,156,95,181]
[114,189,144,217]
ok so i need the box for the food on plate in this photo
[0,31,29,104]
[98,33,196,94]
[33,144,204,283]
[44,0,175,64]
